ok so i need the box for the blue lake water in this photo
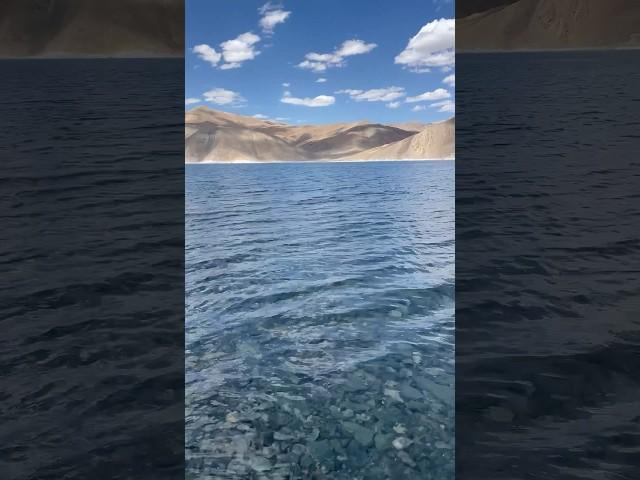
[186,161,454,479]
[456,51,640,479]
[0,59,184,479]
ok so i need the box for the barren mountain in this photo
[297,124,416,159]
[0,0,183,57]
[346,118,455,161]
[186,124,306,163]
[391,122,429,133]
[186,107,454,162]
[457,0,640,51]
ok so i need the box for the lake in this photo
[186,161,454,479]
[0,59,184,478]
[456,51,640,479]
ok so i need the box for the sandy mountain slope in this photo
[391,122,429,133]
[0,0,183,57]
[297,124,416,159]
[185,123,307,163]
[457,0,640,51]
[458,0,521,19]
[186,108,368,148]
[186,107,445,162]
[346,118,455,161]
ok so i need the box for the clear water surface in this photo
[186,161,454,479]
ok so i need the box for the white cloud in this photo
[219,62,242,70]
[185,98,201,105]
[253,113,269,119]
[337,39,377,57]
[337,86,405,103]
[219,32,260,69]
[282,82,290,87]
[298,39,377,72]
[203,88,245,106]
[316,78,327,83]
[193,32,261,70]
[337,89,362,95]
[430,99,455,113]
[412,105,426,112]
[281,91,335,107]
[259,3,291,34]
[406,88,451,103]
[395,18,454,71]
[192,44,221,67]
[387,101,401,109]
[443,74,455,86]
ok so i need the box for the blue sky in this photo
[186,0,455,125]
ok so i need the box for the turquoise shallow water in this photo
[186,161,454,479]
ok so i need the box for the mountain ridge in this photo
[185,107,455,162]
[0,0,183,58]
[457,0,640,52]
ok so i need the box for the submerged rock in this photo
[344,376,368,392]
[342,421,374,447]
[225,412,239,423]
[384,388,403,402]
[274,431,295,441]
[393,424,407,434]
[342,408,354,419]
[414,376,453,406]
[392,437,412,450]
[400,383,423,401]
[397,450,416,467]
[374,432,393,451]
[248,456,273,472]
[309,440,332,460]
[412,351,423,365]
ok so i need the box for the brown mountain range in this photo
[457,0,640,51]
[0,0,183,57]
[185,107,455,162]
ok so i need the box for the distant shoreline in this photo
[0,53,183,60]
[185,158,455,165]
[457,46,640,54]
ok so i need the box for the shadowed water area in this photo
[456,51,640,479]
[186,161,454,479]
[0,59,184,478]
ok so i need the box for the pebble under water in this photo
[186,161,454,479]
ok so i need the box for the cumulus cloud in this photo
[193,32,261,70]
[405,88,451,103]
[299,39,377,72]
[253,113,269,119]
[220,32,261,69]
[443,74,455,86]
[282,82,290,87]
[395,18,454,71]
[185,98,201,105]
[430,99,455,113]
[281,91,335,107]
[259,3,291,34]
[336,86,405,103]
[192,44,221,67]
[316,78,327,83]
[203,88,245,106]
[386,101,401,109]
[412,105,426,112]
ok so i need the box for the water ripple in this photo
[186,161,454,479]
